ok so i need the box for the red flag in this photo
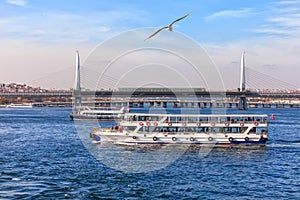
[270,114,275,120]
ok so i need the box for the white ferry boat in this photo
[90,113,269,146]
[6,103,33,108]
[70,106,125,121]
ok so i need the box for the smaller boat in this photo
[70,106,126,121]
[6,103,33,108]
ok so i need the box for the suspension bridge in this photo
[72,51,300,110]
[1,51,299,108]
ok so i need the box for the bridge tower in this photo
[238,51,248,110]
[73,50,81,109]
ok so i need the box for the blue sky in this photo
[1,0,300,89]
[0,0,287,43]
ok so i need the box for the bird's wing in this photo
[169,12,191,27]
[144,26,168,41]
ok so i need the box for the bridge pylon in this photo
[238,51,248,110]
[73,50,82,110]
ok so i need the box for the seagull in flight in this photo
[144,12,191,41]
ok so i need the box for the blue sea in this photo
[0,108,299,199]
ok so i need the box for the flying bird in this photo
[144,12,191,41]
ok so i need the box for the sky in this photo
[1,0,300,90]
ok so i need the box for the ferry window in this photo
[220,117,227,122]
[249,127,256,133]
[170,117,177,122]
[231,127,238,133]
[127,126,136,131]
[199,117,208,122]
[149,126,157,132]
[179,117,184,122]
[189,117,197,122]
[212,128,221,132]
[207,127,214,133]
[210,117,218,122]
[153,127,160,132]
[152,116,159,121]
[196,127,202,132]
[178,127,185,132]
[231,118,239,123]
[224,127,231,133]
[202,127,208,132]
[138,116,146,121]
[160,127,168,132]
[173,128,178,132]
[186,127,195,132]
[254,117,260,122]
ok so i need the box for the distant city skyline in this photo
[0,0,300,89]
[1,81,299,94]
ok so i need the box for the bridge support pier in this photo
[238,95,248,110]
[73,90,82,110]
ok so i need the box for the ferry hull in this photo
[70,107,124,121]
[70,114,120,121]
[90,132,267,146]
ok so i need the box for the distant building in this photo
[0,82,71,93]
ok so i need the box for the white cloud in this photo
[98,26,110,32]
[267,16,300,27]
[205,8,253,21]
[273,0,300,5]
[251,27,295,36]
[204,36,300,89]
[0,10,146,44]
[252,1,300,37]
[6,0,27,7]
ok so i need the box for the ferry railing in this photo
[122,114,268,126]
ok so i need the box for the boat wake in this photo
[276,139,300,143]
[269,140,300,148]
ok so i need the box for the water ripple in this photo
[0,108,299,199]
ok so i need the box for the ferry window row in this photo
[137,126,267,134]
[129,115,267,123]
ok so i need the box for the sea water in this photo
[0,108,299,199]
